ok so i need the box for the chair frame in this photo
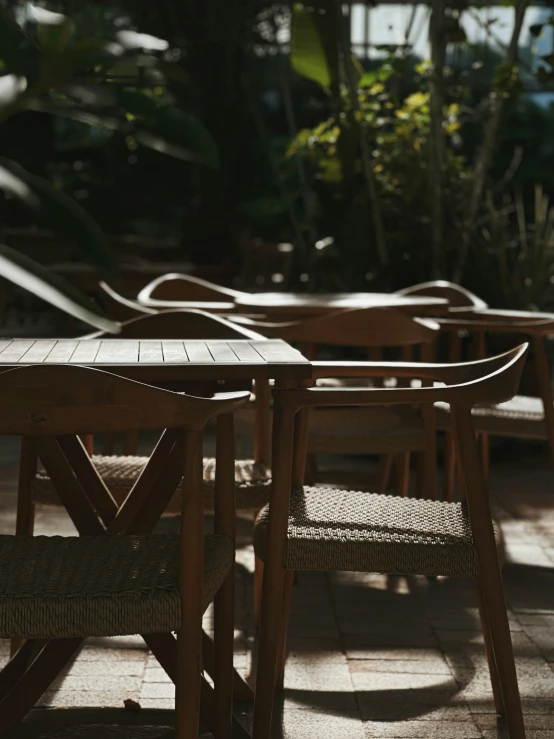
[435,312,554,498]
[4,364,249,739]
[253,345,528,739]
[395,280,489,313]
[233,308,441,497]
[137,272,243,305]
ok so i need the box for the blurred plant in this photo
[0,3,217,330]
[479,185,554,310]
[287,62,470,284]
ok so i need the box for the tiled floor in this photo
[1,438,554,738]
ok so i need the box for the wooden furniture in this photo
[395,280,489,313]
[433,312,554,499]
[253,345,528,739]
[234,308,441,497]
[0,337,310,737]
[31,311,272,511]
[0,364,249,738]
[98,281,157,322]
[232,292,449,319]
[138,273,241,311]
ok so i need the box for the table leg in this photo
[0,639,82,736]
[253,380,297,739]
[1,426,253,732]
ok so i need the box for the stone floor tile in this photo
[274,709,366,738]
[348,658,451,676]
[363,718,482,738]
[51,676,142,693]
[142,667,173,683]
[139,682,175,700]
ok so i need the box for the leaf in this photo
[24,98,123,131]
[291,2,338,93]
[0,11,29,74]
[116,30,169,51]
[0,74,27,107]
[119,91,219,168]
[0,243,120,333]
[29,6,75,53]
[0,158,116,274]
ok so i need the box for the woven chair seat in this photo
[435,395,547,439]
[0,533,232,639]
[254,487,503,577]
[32,455,272,513]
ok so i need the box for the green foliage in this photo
[0,3,218,330]
[480,186,554,310]
[0,242,119,333]
[290,1,339,94]
[287,65,470,283]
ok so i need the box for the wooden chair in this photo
[29,310,272,517]
[232,307,441,497]
[433,312,554,499]
[395,280,489,313]
[98,281,157,322]
[137,272,242,305]
[3,364,249,738]
[253,345,528,739]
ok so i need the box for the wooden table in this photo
[0,338,311,739]
[233,292,449,318]
[0,338,310,381]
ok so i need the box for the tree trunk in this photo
[429,0,446,279]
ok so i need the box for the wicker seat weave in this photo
[435,395,547,439]
[254,487,499,578]
[0,533,232,639]
[32,455,272,513]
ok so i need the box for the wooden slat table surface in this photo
[0,338,311,381]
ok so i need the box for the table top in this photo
[233,292,449,316]
[0,338,311,381]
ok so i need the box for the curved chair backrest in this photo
[396,280,488,311]
[98,282,156,322]
[137,273,243,304]
[0,365,249,436]
[233,308,439,348]
[81,309,267,341]
[283,344,528,411]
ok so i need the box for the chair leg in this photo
[478,433,490,494]
[176,431,204,739]
[475,577,504,716]
[12,437,36,657]
[304,454,317,486]
[395,452,410,497]
[123,430,140,456]
[275,570,295,692]
[377,454,393,494]
[0,638,82,736]
[214,413,236,739]
[214,570,234,739]
[254,556,264,628]
[453,404,525,738]
[444,431,456,502]
[253,566,285,739]
[478,566,525,736]
[103,432,116,455]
